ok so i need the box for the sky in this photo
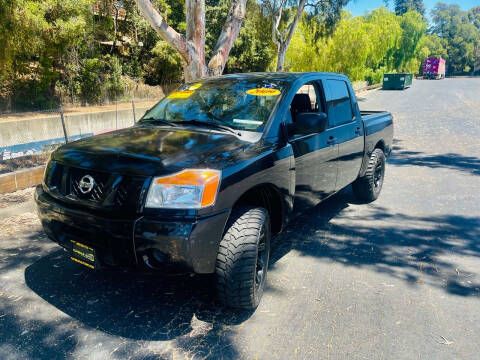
[345,0,479,18]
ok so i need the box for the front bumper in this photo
[35,185,230,273]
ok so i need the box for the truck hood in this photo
[52,125,258,176]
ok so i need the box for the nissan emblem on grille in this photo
[79,175,95,194]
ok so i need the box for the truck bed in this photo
[360,110,393,157]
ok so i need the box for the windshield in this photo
[140,78,285,132]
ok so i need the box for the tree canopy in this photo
[0,0,479,112]
[430,3,480,74]
[394,0,425,16]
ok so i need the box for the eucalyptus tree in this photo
[263,0,349,71]
[135,0,249,81]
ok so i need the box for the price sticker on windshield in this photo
[167,90,195,99]
[246,88,281,96]
[188,83,202,90]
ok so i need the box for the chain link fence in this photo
[0,97,163,175]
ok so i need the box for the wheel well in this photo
[233,184,284,235]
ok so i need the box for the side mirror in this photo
[291,112,328,135]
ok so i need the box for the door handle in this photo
[327,136,336,145]
[354,127,362,135]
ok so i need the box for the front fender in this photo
[214,144,294,217]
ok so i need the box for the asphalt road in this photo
[1,78,479,359]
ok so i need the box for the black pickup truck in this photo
[35,72,393,309]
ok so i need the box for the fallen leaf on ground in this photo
[436,335,454,345]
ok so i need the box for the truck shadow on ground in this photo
[22,186,480,355]
[271,188,480,297]
[21,249,247,357]
[24,249,250,340]
[390,139,480,176]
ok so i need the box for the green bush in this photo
[144,41,183,85]
[10,66,60,111]
[11,79,59,111]
[365,67,388,85]
[105,56,125,101]
[79,58,106,105]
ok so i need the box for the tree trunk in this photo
[276,43,287,72]
[111,3,119,54]
[272,0,306,72]
[136,0,248,82]
[135,0,188,60]
[208,0,247,76]
[185,0,208,81]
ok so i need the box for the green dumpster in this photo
[382,73,413,90]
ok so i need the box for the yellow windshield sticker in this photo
[246,88,281,96]
[167,90,195,99]
[188,83,202,90]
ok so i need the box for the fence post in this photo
[132,99,136,124]
[115,101,118,129]
[59,105,68,143]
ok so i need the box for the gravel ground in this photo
[0,188,35,208]
[0,78,479,359]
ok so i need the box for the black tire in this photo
[215,206,271,309]
[352,148,386,202]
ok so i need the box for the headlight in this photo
[145,169,221,209]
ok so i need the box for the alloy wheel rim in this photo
[374,159,384,188]
[255,225,266,290]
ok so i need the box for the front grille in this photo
[114,183,128,206]
[44,161,147,212]
[113,176,146,208]
[69,168,110,203]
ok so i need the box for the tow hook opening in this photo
[142,249,169,269]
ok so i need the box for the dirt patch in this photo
[0,153,49,175]
[0,211,40,237]
[0,187,35,209]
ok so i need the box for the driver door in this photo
[287,81,339,213]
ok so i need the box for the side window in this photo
[327,80,353,126]
[288,82,323,124]
[296,84,318,111]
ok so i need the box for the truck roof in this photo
[202,72,348,83]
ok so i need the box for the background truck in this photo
[424,57,446,79]
[35,72,393,309]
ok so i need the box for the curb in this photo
[0,166,45,194]
[355,83,382,94]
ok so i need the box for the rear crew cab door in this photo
[286,80,339,213]
[324,78,364,191]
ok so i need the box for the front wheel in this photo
[352,148,386,202]
[215,206,271,309]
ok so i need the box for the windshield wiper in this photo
[140,118,179,127]
[178,119,241,136]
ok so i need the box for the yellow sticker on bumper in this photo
[71,256,95,269]
[246,88,281,96]
[71,240,93,252]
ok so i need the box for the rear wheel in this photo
[352,148,386,202]
[215,206,270,309]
